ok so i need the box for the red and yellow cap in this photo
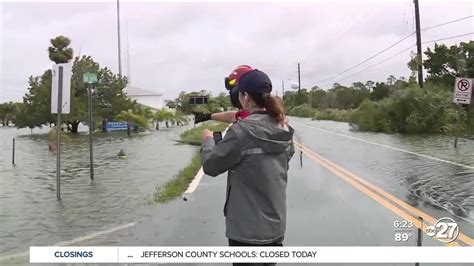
[225,65,254,90]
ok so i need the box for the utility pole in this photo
[281,80,285,96]
[116,0,122,76]
[297,63,301,92]
[126,25,131,86]
[414,0,423,88]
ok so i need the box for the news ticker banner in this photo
[30,246,474,263]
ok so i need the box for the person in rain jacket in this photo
[200,69,295,257]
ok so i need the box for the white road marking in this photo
[291,120,474,170]
[183,124,232,196]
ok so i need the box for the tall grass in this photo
[179,122,228,145]
[312,109,353,122]
[350,84,458,133]
[150,151,201,203]
[149,122,228,203]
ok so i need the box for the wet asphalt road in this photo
[1,117,473,265]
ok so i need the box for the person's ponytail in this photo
[246,81,286,124]
[263,93,285,124]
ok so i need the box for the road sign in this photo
[83,72,98,84]
[106,121,129,132]
[453,77,473,104]
[51,63,72,114]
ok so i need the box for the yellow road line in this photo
[295,141,472,246]
[300,144,473,247]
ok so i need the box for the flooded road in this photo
[290,117,474,237]
[0,124,196,254]
[1,117,473,263]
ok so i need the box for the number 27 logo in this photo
[425,217,459,243]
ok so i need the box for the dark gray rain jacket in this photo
[200,113,294,244]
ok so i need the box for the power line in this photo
[321,31,472,87]
[303,15,473,88]
[422,32,474,44]
[421,15,473,32]
[304,32,415,87]
[323,44,416,86]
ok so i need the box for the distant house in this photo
[124,87,164,111]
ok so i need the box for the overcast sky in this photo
[0,1,472,102]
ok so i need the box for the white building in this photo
[124,87,164,111]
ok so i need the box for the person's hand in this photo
[193,112,212,124]
[201,129,213,140]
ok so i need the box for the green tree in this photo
[310,89,328,109]
[165,100,178,109]
[365,80,375,91]
[154,109,174,122]
[214,92,232,110]
[173,110,188,126]
[352,82,371,108]
[15,71,55,129]
[283,91,297,111]
[371,82,391,101]
[387,75,397,86]
[16,36,138,132]
[48,36,74,64]
[294,89,310,106]
[165,91,232,116]
[422,41,474,86]
[115,109,148,128]
[0,102,21,126]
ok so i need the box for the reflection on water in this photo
[0,124,195,254]
[1,118,473,255]
[290,117,474,225]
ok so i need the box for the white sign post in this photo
[453,77,472,104]
[51,63,72,201]
[51,63,72,114]
[453,77,473,148]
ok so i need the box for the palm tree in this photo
[173,110,188,126]
[154,109,174,130]
[48,36,74,64]
[115,109,149,129]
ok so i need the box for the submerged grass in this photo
[150,151,201,203]
[149,122,228,203]
[179,122,228,145]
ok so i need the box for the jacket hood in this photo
[237,113,294,154]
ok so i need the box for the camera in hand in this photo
[213,131,223,144]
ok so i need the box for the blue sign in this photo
[106,121,129,132]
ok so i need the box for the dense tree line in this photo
[284,41,473,134]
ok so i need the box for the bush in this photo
[312,109,353,122]
[350,84,459,133]
[179,122,228,145]
[288,104,315,117]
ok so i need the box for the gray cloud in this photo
[1,2,472,102]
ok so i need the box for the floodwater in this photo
[290,117,474,237]
[0,123,196,254]
[1,117,473,261]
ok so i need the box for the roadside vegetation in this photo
[284,41,473,135]
[179,122,228,145]
[149,122,228,203]
[150,151,201,204]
